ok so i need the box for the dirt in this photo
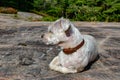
[0,14,120,80]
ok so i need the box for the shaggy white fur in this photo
[42,18,98,73]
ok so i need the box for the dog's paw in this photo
[60,67,77,74]
[49,64,55,70]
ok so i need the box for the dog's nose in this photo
[41,34,44,38]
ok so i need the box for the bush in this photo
[41,16,58,21]
[0,0,119,21]
[0,7,17,14]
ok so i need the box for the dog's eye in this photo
[49,30,53,33]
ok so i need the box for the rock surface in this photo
[0,11,42,22]
[0,17,120,80]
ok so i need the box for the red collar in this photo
[63,39,85,54]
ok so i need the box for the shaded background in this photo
[0,0,120,21]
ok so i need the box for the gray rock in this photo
[0,19,120,80]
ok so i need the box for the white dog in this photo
[42,18,98,73]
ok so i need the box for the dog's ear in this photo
[65,25,71,37]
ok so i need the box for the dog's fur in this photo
[42,18,98,73]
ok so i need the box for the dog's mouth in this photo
[57,41,66,45]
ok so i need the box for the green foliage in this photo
[31,10,58,21]
[41,16,58,21]
[0,0,120,21]
[46,7,63,17]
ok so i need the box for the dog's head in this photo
[42,18,74,45]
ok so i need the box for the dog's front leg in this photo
[49,56,77,73]
[49,56,63,72]
[49,56,60,70]
[58,66,77,74]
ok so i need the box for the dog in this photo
[42,18,98,73]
